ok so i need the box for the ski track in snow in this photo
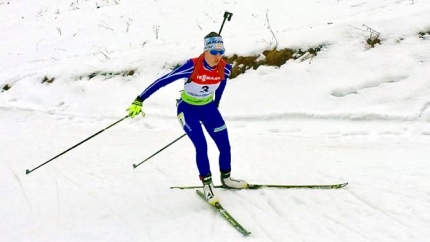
[6,163,34,216]
[2,90,430,241]
[59,169,140,235]
[347,190,410,229]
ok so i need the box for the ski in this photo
[196,190,251,236]
[172,182,348,190]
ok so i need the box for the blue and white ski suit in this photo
[138,56,233,177]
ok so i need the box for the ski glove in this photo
[126,96,145,118]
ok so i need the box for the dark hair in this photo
[204,32,221,39]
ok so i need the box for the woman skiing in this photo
[126,32,248,205]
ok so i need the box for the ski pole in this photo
[133,133,187,169]
[219,11,233,35]
[26,115,129,175]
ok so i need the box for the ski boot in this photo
[201,173,219,205]
[221,171,248,189]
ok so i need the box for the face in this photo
[204,48,225,67]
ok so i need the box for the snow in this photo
[1,0,430,241]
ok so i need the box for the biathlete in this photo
[126,32,248,205]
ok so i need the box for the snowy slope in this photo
[1,0,430,241]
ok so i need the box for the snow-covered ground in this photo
[1,0,430,241]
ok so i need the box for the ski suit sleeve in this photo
[214,63,232,107]
[138,60,194,102]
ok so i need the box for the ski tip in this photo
[25,169,30,175]
[132,164,137,168]
[339,182,349,188]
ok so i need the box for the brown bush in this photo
[263,48,295,67]
[224,47,324,79]
[88,69,136,79]
[419,31,430,39]
[225,55,259,79]
[41,76,55,84]
[2,84,11,92]
[367,37,381,48]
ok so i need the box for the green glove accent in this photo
[126,96,145,118]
